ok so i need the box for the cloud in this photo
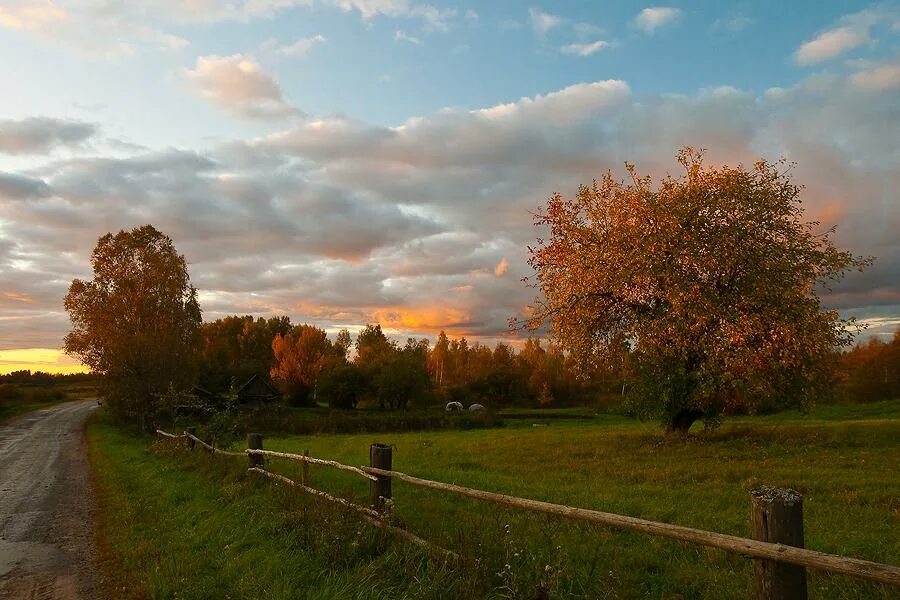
[0,172,52,199]
[633,7,682,34]
[0,1,461,59]
[246,75,895,333]
[474,80,630,125]
[332,0,458,31]
[0,1,188,58]
[794,27,868,65]
[0,1,66,31]
[850,59,900,90]
[394,30,422,44]
[0,117,97,154]
[529,7,561,36]
[2,66,900,348]
[332,0,408,20]
[793,7,899,65]
[409,4,457,32]
[0,0,454,30]
[279,34,327,57]
[185,54,302,120]
[560,39,609,56]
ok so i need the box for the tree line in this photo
[837,331,900,403]
[197,316,598,410]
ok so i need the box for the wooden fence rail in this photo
[246,448,377,481]
[155,429,900,597]
[181,431,245,456]
[248,466,380,517]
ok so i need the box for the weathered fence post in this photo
[248,433,264,468]
[302,449,310,486]
[186,427,196,451]
[369,443,392,512]
[750,486,808,600]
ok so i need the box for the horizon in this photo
[3,1,900,374]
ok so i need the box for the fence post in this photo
[302,449,310,486]
[750,486,807,600]
[248,433,264,469]
[369,443,392,512]
[186,427,196,451]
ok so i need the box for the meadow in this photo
[0,376,99,422]
[87,401,900,599]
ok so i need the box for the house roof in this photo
[237,373,279,396]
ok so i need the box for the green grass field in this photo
[0,395,73,423]
[0,379,99,423]
[0,400,58,423]
[88,401,900,599]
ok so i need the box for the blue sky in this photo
[0,2,892,145]
[1,1,899,372]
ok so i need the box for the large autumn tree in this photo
[64,225,202,428]
[522,148,871,432]
[270,324,341,405]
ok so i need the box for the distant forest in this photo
[2,323,896,414]
[197,316,601,410]
[194,315,900,412]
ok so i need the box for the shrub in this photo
[318,363,366,409]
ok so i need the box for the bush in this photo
[317,363,366,409]
[202,410,242,449]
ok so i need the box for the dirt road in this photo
[0,401,99,599]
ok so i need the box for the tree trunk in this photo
[667,408,703,434]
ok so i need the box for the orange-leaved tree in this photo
[64,225,202,428]
[519,148,872,432]
[270,324,340,406]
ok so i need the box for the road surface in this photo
[0,400,99,599]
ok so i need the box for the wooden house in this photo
[237,374,280,404]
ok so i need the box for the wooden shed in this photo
[236,374,280,404]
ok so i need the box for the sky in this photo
[1,0,899,374]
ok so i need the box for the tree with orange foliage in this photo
[64,225,201,428]
[840,330,900,402]
[270,324,339,405]
[520,148,872,432]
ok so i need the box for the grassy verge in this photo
[89,402,900,599]
[87,412,489,599]
[0,378,99,423]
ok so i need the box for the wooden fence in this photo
[156,429,900,599]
